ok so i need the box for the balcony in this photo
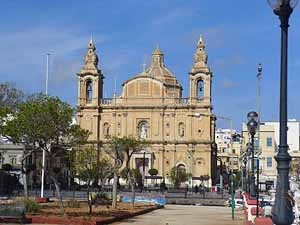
[99,97,209,106]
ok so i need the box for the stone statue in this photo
[103,123,110,137]
[140,123,148,139]
[179,123,185,137]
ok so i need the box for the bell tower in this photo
[78,37,104,106]
[77,37,104,141]
[189,36,212,105]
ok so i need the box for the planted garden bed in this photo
[27,201,162,225]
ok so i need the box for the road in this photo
[114,205,245,225]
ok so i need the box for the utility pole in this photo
[256,63,262,216]
[41,53,50,198]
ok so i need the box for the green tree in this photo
[148,168,158,176]
[1,163,12,172]
[109,136,147,208]
[94,156,113,193]
[2,93,89,213]
[72,146,112,214]
[199,175,210,190]
[0,83,24,126]
[0,83,26,196]
[120,168,142,187]
[168,167,191,188]
[104,138,125,209]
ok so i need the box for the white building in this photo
[242,119,300,187]
[215,128,242,172]
[265,120,300,157]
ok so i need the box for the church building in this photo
[77,37,217,186]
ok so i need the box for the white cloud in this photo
[0,26,107,92]
[220,78,238,89]
[0,27,106,72]
[180,26,225,50]
[152,7,198,26]
[213,55,246,70]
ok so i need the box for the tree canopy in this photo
[2,93,89,148]
[0,82,24,110]
[168,166,191,188]
[0,83,24,135]
[1,93,89,211]
[72,146,113,214]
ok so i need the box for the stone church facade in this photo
[77,37,216,185]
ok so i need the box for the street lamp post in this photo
[217,156,224,197]
[246,144,252,194]
[243,156,247,192]
[267,0,299,224]
[247,112,258,199]
[211,142,218,186]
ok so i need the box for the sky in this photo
[1,0,300,131]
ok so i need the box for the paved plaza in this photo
[114,205,245,225]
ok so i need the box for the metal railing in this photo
[98,97,209,106]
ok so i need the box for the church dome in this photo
[145,46,175,80]
[125,46,180,87]
[122,46,182,99]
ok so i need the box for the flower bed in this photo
[26,202,163,225]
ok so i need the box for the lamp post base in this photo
[272,151,294,225]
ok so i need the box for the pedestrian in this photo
[194,184,199,194]
[160,181,166,194]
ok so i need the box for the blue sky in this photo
[1,0,300,130]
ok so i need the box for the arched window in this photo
[138,121,149,139]
[177,164,186,174]
[86,80,93,103]
[196,79,204,98]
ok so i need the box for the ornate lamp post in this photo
[247,112,258,199]
[246,143,252,194]
[267,0,299,224]
[211,142,218,186]
[242,156,247,192]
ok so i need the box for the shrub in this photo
[24,198,41,214]
[66,199,80,208]
[168,167,191,188]
[148,168,158,176]
[92,193,111,205]
[0,206,24,217]
[1,163,12,171]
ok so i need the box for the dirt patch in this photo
[27,202,162,225]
